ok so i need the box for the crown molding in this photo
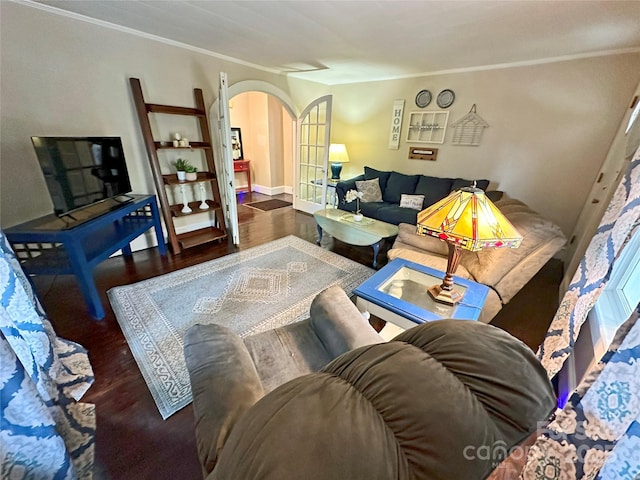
[14,0,283,76]
[14,0,640,86]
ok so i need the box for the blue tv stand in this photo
[4,194,166,320]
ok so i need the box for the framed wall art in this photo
[230,127,244,160]
[451,104,489,146]
[406,111,449,144]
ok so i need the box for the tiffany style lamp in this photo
[416,184,523,305]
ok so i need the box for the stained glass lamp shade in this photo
[329,143,350,180]
[416,184,523,305]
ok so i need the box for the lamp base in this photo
[428,284,463,305]
[330,162,342,180]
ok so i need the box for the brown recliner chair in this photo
[184,289,556,479]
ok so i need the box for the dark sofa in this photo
[336,166,489,225]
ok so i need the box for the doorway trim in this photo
[226,80,297,118]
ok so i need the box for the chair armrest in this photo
[309,285,384,358]
[184,324,264,476]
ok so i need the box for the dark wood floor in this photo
[31,192,562,480]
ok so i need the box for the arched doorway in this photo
[210,77,332,244]
[228,91,296,198]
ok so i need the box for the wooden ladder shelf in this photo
[129,77,227,254]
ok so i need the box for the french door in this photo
[214,74,332,240]
[215,72,240,245]
[294,95,333,214]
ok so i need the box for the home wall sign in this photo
[388,99,405,149]
[451,104,489,146]
[407,111,449,144]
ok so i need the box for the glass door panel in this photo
[294,96,332,214]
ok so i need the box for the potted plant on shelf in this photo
[173,158,190,181]
[345,189,364,221]
[185,165,198,181]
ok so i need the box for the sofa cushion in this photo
[414,176,454,208]
[375,205,419,225]
[451,178,490,192]
[356,178,383,202]
[364,166,392,191]
[358,201,390,218]
[399,194,425,210]
[383,171,420,204]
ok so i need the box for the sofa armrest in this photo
[309,285,384,358]
[184,324,264,476]
[336,174,365,207]
[392,223,450,257]
[461,197,566,303]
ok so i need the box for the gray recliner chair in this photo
[184,287,556,480]
[184,285,385,474]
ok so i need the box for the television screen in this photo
[31,136,132,216]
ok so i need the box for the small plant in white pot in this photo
[185,165,198,181]
[173,158,191,181]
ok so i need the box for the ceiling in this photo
[30,0,640,85]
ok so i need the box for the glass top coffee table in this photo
[354,258,489,330]
[313,209,398,268]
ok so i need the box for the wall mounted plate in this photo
[415,90,432,108]
[437,89,455,108]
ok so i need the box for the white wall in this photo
[2,1,639,246]
[329,55,640,236]
[562,80,640,282]
[0,2,297,229]
[229,92,294,194]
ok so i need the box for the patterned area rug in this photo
[107,235,373,419]
[245,199,292,211]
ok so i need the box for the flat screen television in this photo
[31,136,133,219]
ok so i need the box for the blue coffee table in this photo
[354,258,489,330]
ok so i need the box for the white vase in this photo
[353,213,363,222]
[177,171,186,181]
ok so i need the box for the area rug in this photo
[245,199,292,211]
[107,235,373,419]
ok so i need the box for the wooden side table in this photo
[233,160,251,193]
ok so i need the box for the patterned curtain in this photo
[0,230,96,478]
[537,144,640,379]
[521,303,640,479]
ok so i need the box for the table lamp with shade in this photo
[416,183,523,305]
[329,143,350,180]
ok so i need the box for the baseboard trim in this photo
[251,184,291,195]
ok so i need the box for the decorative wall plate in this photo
[415,90,432,108]
[437,89,455,108]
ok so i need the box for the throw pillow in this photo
[355,178,383,202]
[399,194,425,211]
[364,166,391,191]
